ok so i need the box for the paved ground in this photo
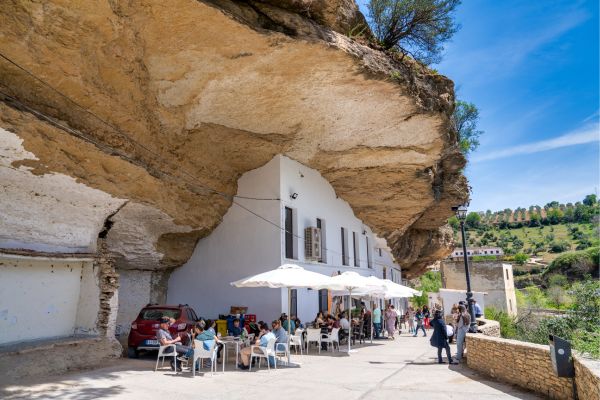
[0,332,541,400]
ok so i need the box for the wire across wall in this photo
[0,52,403,273]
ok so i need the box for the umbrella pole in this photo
[348,289,352,353]
[288,287,292,365]
[370,296,373,344]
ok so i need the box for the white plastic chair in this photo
[275,340,290,364]
[244,333,256,347]
[192,339,217,376]
[306,328,322,354]
[289,334,303,355]
[249,337,277,371]
[155,344,177,372]
[321,328,340,352]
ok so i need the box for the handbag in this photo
[446,324,454,337]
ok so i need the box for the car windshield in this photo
[139,308,181,321]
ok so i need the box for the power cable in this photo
[0,53,400,271]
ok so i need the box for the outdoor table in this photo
[221,336,241,370]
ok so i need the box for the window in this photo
[318,289,328,313]
[505,269,509,280]
[285,207,294,259]
[291,289,298,316]
[353,232,360,267]
[378,248,382,257]
[383,267,387,280]
[316,218,327,263]
[509,298,513,312]
[341,228,348,265]
[366,237,372,268]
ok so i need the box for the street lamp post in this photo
[454,205,478,332]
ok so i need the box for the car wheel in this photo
[127,347,139,358]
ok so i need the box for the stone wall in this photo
[466,334,600,400]
[466,334,573,399]
[574,356,600,400]
[476,318,500,337]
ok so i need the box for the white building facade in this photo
[168,155,403,323]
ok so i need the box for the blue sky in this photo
[358,0,599,212]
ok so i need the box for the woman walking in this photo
[413,308,426,337]
[430,310,457,364]
[384,305,397,339]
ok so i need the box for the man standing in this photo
[372,304,382,339]
[470,299,483,318]
[156,316,192,371]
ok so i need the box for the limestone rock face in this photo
[0,0,468,278]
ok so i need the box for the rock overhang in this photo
[0,0,468,277]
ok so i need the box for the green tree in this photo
[465,212,481,228]
[583,194,597,206]
[547,209,564,224]
[452,100,483,155]
[528,213,541,227]
[411,271,442,307]
[447,216,459,230]
[513,253,528,265]
[367,0,461,64]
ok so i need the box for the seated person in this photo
[271,319,288,352]
[293,316,303,330]
[314,312,325,327]
[156,316,193,371]
[206,319,217,335]
[338,312,350,342]
[238,322,276,370]
[281,313,296,333]
[330,315,340,329]
[229,318,243,337]
[194,320,223,360]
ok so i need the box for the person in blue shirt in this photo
[193,320,223,360]
[281,313,296,333]
[238,322,275,370]
[230,318,243,337]
[372,305,382,339]
[470,299,483,318]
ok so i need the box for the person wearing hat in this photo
[157,316,192,371]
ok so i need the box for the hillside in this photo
[449,195,599,286]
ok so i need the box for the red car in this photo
[127,303,199,358]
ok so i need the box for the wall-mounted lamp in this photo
[362,229,367,235]
[299,171,304,178]
[290,192,299,200]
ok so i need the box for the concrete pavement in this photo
[0,332,541,400]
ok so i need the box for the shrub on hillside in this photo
[545,247,599,279]
[549,240,569,253]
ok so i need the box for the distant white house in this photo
[167,155,403,323]
[450,247,504,259]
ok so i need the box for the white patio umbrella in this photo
[231,263,333,363]
[324,272,385,352]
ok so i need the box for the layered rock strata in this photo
[0,0,468,278]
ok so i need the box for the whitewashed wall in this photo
[167,155,405,324]
[168,157,282,322]
[0,255,95,345]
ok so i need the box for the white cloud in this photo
[472,122,600,162]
